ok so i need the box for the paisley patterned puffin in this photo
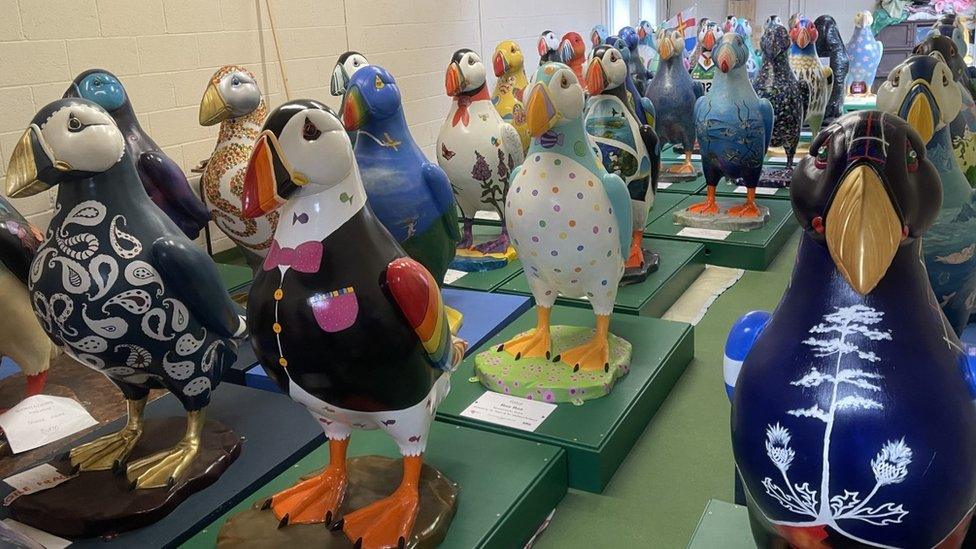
[64,69,211,240]
[845,11,883,96]
[878,54,976,335]
[241,99,464,547]
[789,16,833,137]
[755,23,809,170]
[645,27,704,175]
[198,65,276,270]
[490,40,530,152]
[6,97,246,488]
[727,111,976,549]
[814,15,850,120]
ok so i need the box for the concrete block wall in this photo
[0,0,606,253]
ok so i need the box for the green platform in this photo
[843,97,877,112]
[647,192,690,229]
[657,175,707,195]
[437,306,694,492]
[497,238,705,317]
[183,422,567,549]
[446,225,524,291]
[713,179,791,200]
[688,499,754,549]
[646,195,798,270]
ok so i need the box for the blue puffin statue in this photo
[606,35,656,126]
[845,11,884,97]
[726,110,976,548]
[64,69,211,240]
[340,65,460,288]
[6,97,246,489]
[878,54,976,335]
[618,25,649,96]
[691,33,773,218]
[590,25,609,49]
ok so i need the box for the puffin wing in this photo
[138,151,212,239]
[724,310,771,400]
[0,218,41,286]
[386,257,454,372]
[760,98,775,151]
[151,236,247,339]
[421,162,461,240]
[500,122,525,165]
[639,96,656,126]
[600,172,633,255]
[639,123,660,193]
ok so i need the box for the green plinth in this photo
[713,179,791,200]
[498,238,704,316]
[657,174,707,195]
[843,96,877,112]
[446,224,524,291]
[688,499,755,549]
[647,195,798,270]
[646,192,691,229]
[215,262,253,296]
[437,306,694,492]
[182,422,567,549]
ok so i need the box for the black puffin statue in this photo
[64,69,211,240]
[6,97,246,489]
[241,99,464,548]
[814,15,849,120]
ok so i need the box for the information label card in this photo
[733,186,779,196]
[460,391,556,432]
[0,395,97,454]
[676,227,731,240]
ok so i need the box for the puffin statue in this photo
[437,49,524,264]
[689,18,712,72]
[726,110,976,549]
[845,11,884,97]
[241,99,465,547]
[606,35,656,126]
[591,25,610,49]
[645,26,704,175]
[557,32,587,84]
[618,26,648,95]
[915,34,976,102]
[341,65,460,291]
[490,40,530,152]
[538,30,560,66]
[502,62,631,372]
[691,20,724,93]
[330,51,370,148]
[814,15,850,120]
[585,44,661,281]
[688,33,773,219]
[6,97,246,488]
[754,23,808,171]
[0,196,53,405]
[637,20,659,74]
[877,54,976,334]
[63,69,211,240]
[198,65,276,271]
[724,16,760,80]
[789,16,833,137]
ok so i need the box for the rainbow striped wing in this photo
[386,257,452,371]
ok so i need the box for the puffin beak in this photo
[585,57,607,94]
[493,52,508,77]
[659,38,674,60]
[7,125,61,198]
[825,164,902,295]
[242,130,307,218]
[525,82,559,137]
[902,82,939,143]
[703,32,716,50]
[796,28,810,49]
[591,30,601,46]
[340,85,368,131]
[716,45,737,73]
[445,62,464,96]
[538,36,549,56]
[638,26,647,40]
[559,39,574,62]
[199,81,231,126]
[330,64,348,97]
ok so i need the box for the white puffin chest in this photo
[436,101,512,216]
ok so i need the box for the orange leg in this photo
[342,454,422,549]
[666,150,696,174]
[559,315,611,372]
[727,187,762,218]
[499,306,552,360]
[624,229,644,269]
[270,438,349,525]
[25,371,47,397]
[686,185,720,215]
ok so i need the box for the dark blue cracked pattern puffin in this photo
[754,24,809,168]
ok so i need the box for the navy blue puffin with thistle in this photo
[725,111,976,548]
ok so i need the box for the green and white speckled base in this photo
[473,325,632,405]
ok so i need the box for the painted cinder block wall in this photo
[0,0,605,253]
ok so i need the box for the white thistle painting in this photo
[761,304,913,531]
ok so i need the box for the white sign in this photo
[0,395,97,454]
[657,182,672,189]
[443,269,467,285]
[3,464,77,506]
[676,227,731,240]
[460,391,556,432]
[1,519,70,549]
[474,210,501,221]
[733,186,778,196]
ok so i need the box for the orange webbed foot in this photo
[624,231,644,269]
[341,484,419,549]
[686,199,720,215]
[666,161,695,175]
[559,335,611,372]
[499,328,551,360]
[727,201,762,218]
[269,465,348,525]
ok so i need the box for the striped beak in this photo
[445,62,464,96]
[199,81,231,126]
[716,44,738,73]
[585,57,607,94]
[242,130,307,218]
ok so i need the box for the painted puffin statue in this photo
[538,30,560,66]
[645,26,704,175]
[330,51,371,148]
[591,25,610,49]
[726,110,976,548]
[502,62,631,372]
[7,97,246,488]
[585,44,660,281]
[0,196,54,405]
[691,20,724,93]
[637,20,659,74]
[606,35,656,126]
[437,49,524,259]
[198,65,276,271]
[557,32,587,84]
[755,23,808,171]
[341,65,460,289]
[724,16,760,80]
[789,16,833,137]
[691,33,773,218]
[689,18,712,73]
[845,11,884,97]
[64,69,211,240]
[618,25,648,96]
[490,40,530,152]
[877,54,976,334]
[814,15,850,120]
[241,99,464,548]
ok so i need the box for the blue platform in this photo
[0,357,18,381]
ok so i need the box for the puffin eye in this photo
[374,75,384,89]
[352,59,360,67]
[93,79,102,87]
[67,113,84,132]
[907,147,919,172]
[943,71,951,87]
[511,46,517,53]
[815,143,829,168]
[560,75,570,89]
[468,56,476,65]
[302,117,322,141]
[889,70,901,86]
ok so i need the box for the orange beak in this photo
[242,131,305,218]
[445,63,463,96]
[703,31,716,50]
[585,57,606,94]
[796,28,810,49]
[659,37,675,60]
[638,26,647,40]
[525,82,559,137]
[716,46,737,73]
[493,52,508,77]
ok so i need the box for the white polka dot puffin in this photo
[501,62,632,373]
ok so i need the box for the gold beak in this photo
[825,165,902,295]
[199,82,231,126]
[659,38,674,60]
[906,91,935,143]
[6,126,51,198]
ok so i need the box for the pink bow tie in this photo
[263,240,323,273]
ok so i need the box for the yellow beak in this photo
[6,126,51,198]
[906,90,935,143]
[659,38,674,60]
[199,82,231,126]
[825,165,902,295]
[525,82,559,137]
